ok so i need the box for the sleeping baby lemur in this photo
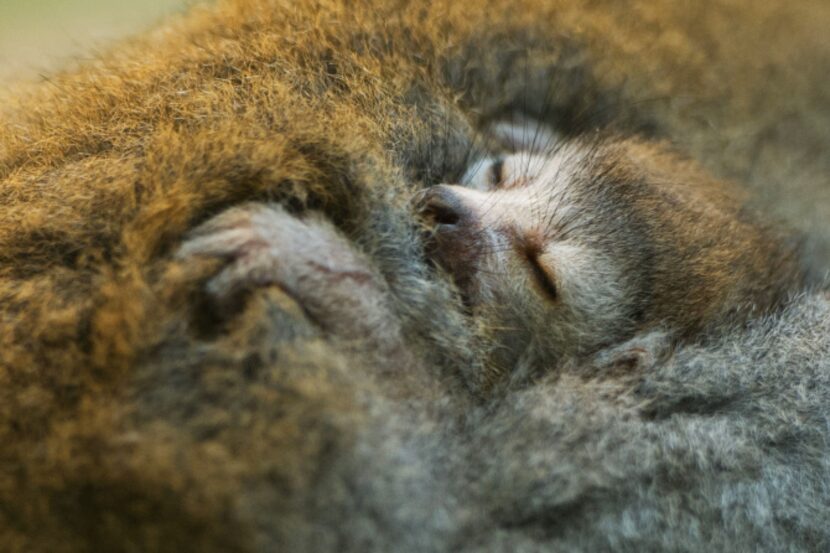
[177,118,804,392]
[418,118,805,387]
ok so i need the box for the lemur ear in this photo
[486,114,559,153]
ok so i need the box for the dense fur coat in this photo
[1,0,829,551]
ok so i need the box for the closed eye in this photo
[527,252,558,301]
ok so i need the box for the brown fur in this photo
[601,138,804,335]
[1,0,829,550]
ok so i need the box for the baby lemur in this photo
[418,118,805,380]
[177,118,804,390]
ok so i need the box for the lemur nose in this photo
[418,185,474,229]
[416,185,483,295]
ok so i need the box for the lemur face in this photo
[417,121,640,363]
[423,149,626,313]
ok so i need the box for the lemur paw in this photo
[176,203,396,343]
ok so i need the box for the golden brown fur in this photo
[1,0,829,550]
[601,138,803,334]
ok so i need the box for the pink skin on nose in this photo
[418,185,489,300]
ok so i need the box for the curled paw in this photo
[177,203,396,343]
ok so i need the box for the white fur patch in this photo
[488,115,560,153]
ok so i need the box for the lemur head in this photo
[417,117,803,390]
[419,129,647,380]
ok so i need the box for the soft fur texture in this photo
[1,0,829,551]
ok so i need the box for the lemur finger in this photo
[204,254,284,300]
[176,227,271,259]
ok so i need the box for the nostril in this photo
[418,185,467,228]
[425,200,461,226]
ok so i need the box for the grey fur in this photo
[200,289,830,552]
[171,179,826,551]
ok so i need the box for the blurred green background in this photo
[0,0,191,82]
